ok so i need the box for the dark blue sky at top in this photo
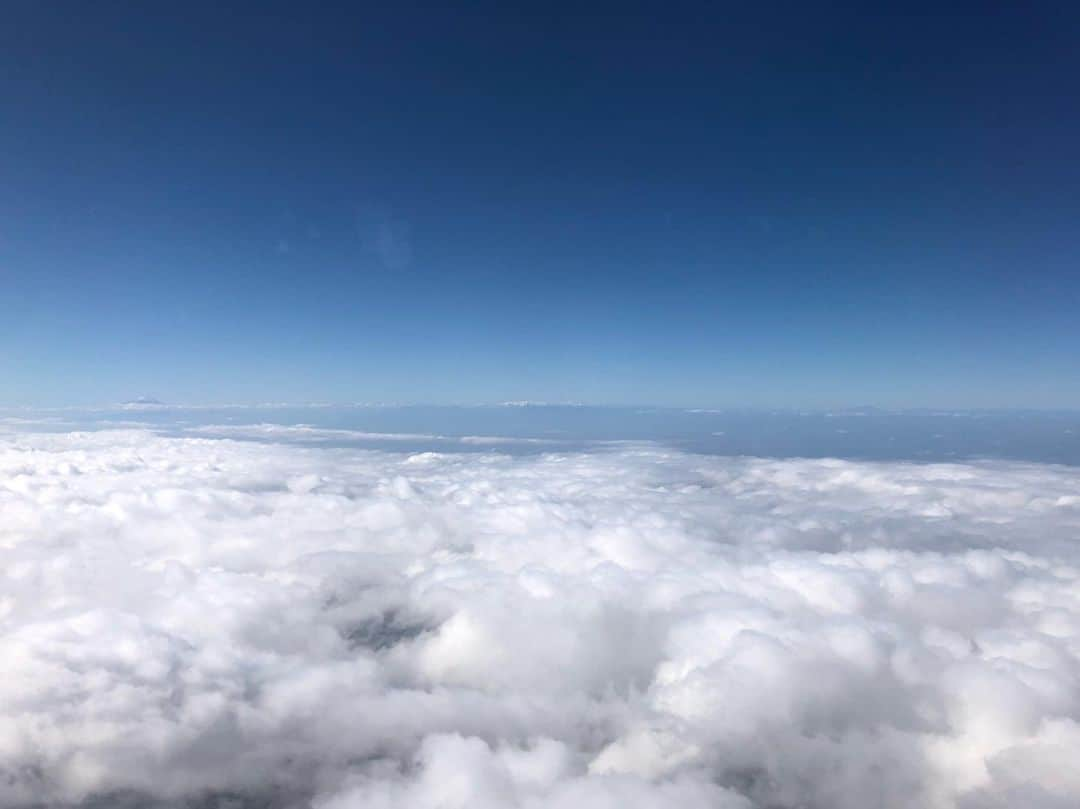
[1,1,1077,407]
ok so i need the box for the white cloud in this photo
[1,430,1079,807]
[184,423,559,447]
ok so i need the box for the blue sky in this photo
[2,2,1078,407]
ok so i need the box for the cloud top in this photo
[2,430,1079,807]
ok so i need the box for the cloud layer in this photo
[2,429,1079,808]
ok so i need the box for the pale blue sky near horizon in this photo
[2,2,1078,408]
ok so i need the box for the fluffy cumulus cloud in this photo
[1,429,1079,808]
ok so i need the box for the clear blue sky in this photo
[2,2,1078,408]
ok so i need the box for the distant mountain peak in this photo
[121,396,166,408]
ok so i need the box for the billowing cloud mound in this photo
[2,430,1079,808]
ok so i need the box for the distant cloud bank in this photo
[2,430,1079,808]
